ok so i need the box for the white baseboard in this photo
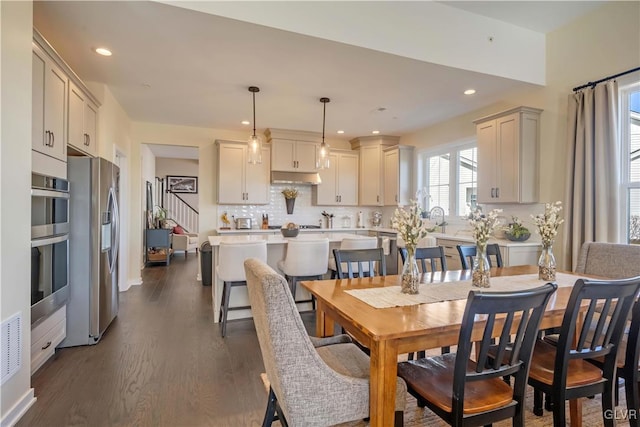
[1,388,36,427]
[128,277,142,286]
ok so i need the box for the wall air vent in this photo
[1,312,22,385]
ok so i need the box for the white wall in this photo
[399,1,640,268]
[0,1,36,423]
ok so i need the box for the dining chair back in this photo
[576,242,640,278]
[243,258,407,426]
[457,244,503,270]
[216,240,267,337]
[623,297,640,427]
[333,247,386,279]
[397,283,557,427]
[277,238,329,306]
[527,276,640,426]
[399,246,447,273]
[328,236,378,278]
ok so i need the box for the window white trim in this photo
[619,76,640,243]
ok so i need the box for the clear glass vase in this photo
[401,246,420,294]
[538,244,557,281]
[472,244,491,288]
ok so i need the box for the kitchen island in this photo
[207,233,374,323]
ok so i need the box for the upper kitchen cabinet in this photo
[265,128,319,172]
[350,135,400,206]
[68,81,99,157]
[474,107,542,204]
[217,140,270,205]
[32,41,67,162]
[313,150,359,206]
[383,145,414,206]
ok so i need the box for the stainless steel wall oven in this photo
[31,173,69,325]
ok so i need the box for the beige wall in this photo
[1,0,35,421]
[400,1,640,268]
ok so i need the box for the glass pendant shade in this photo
[247,86,262,164]
[317,141,330,169]
[317,97,331,169]
[247,133,263,164]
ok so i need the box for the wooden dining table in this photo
[301,265,589,427]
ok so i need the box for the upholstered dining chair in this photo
[328,236,378,278]
[457,244,503,270]
[243,258,407,427]
[333,247,386,279]
[623,298,640,427]
[397,283,557,427]
[575,241,640,278]
[399,246,448,273]
[526,276,640,426]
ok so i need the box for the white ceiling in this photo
[33,1,605,142]
[146,144,199,160]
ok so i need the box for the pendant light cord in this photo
[320,97,330,145]
[252,90,257,137]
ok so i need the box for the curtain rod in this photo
[573,66,640,92]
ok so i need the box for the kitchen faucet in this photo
[428,206,447,234]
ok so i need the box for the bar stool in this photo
[216,240,267,337]
[328,236,378,278]
[277,238,329,307]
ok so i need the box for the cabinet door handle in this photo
[377,195,379,203]
[395,194,398,202]
[491,188,495,198]
[41,341,52,350]
[496,188,499,198]
[51,132,55,147]
[339,195,341,202]
[45,130,50,146]
[335,195,338,202]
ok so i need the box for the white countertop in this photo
[208,232,369,247]
[211,228,539,248]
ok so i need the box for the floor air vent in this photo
[1,312,22,385]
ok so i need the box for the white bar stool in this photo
[328,236,378,278]
[216,240,267,337]
[276,238,329,307]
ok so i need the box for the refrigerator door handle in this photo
[111,186,120,273]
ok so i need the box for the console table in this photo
[146,228,172,266]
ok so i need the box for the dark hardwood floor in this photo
[18,254,294,427]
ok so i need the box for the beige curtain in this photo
[563,81,620,270]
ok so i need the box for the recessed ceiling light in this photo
[464,89,476,95]
[241,120,250,125]
[372,130,380,134]
[337,130,345,134]
[95,47,112,56]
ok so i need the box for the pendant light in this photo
[317,97,330,169]
[247,86,263,164]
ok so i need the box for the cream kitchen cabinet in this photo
[270,139,318,172]
[383,145,414,206]
[68,81,99,157]
[313,150,359,206]
[217,140,270,204]
[350,135,400,206]
[474,107,542,204]
[32,42,67,162]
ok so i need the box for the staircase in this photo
[156,177,199,233]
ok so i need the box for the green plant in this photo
[504,216,530,238]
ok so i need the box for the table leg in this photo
[315,301,334,338]
[369,339,399,427]
[570,398,583,427]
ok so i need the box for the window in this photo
[620,80,640,244]
[420,143,477,217]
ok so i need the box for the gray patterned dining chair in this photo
[575,242,640,278]
[244,258,407,427]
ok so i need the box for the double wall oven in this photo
[31,172,69,325]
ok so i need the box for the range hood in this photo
[271,171,322,185]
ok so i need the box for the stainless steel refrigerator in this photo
[61,157,120,347]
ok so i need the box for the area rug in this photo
[260,373,628,426]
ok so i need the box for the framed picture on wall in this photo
[166,175,198,194]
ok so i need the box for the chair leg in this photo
[441,346,451,354]
[394,410,404,427]
[626,377,640,427]
[221,281,232,338]
[533,388,544,416]
[544,392,553,412]
[603,382,616,427]
[262,387,278,427]
[408,352,415,361]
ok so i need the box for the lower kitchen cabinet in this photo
[31,305,66,374]
[437,237,540,270]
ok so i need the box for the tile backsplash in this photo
[219,184,385,229]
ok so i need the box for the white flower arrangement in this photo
[468,208,503,247]
[391,199,430,250]
[531,201,564,248]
